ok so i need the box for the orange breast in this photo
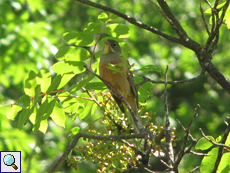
[99,58,130,97]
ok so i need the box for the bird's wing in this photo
[126,60,139,109]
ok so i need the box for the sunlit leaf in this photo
[6,105,22,120]
[195,136,214,150]
[200,148,218,173]
[51,101,66,127]
[98,12,109,22]
[104,24,130,38]
[58,73,75,89]
[84,22,102,34]
[69,74,95,92]
[71,127,80,135]
[24,70,37,96]
[55,46,90,61]
[85,82,106,90]
[39,119,48,134]
[217,152,230,173]
[51,61,86,75]
[79,100,94,119]
[36,69,51,93]
[63,32,94,46]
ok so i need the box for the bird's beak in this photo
[102,41,114,54]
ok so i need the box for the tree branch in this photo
[137,68,205,86]
[164,66,174,170]
[76,0,181,44]
[48,132,147,173]
[84,66,145,133]
[173,105,200,171]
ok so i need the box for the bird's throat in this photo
[102,45,114,54]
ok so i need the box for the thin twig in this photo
[212,117,230,172]
[137,68,205,86]
[199,128,230,150]
[84,66,145,133]
[200,1,210,35]
[48,132,147,173]
[76,0,181,44]
[148,0,173,25]
[188,166,200,173]
[189,150,209,156]
[173,105,200,171]
[156,0,189,41]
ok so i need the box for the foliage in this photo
[1,0,230,172]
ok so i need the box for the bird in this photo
[99,39,143,133]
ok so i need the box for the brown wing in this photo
[126,60,138,109]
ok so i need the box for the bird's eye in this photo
[113,43,117,47]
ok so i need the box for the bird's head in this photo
[102,39,122,55]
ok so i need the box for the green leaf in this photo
[106,63,125,74]
[33,98,56,131]
[30,110,48,133]
[18,107,34,130]
[34,84,41,103]
[34,99,49,131]
[51,61,86,75]
[79,100,94,119]
[85,82,106,91]
[104,24,130,38]
[46,74,62,94]
[69,74,95,92]
[36,69,51,93]
[55,46,90,61]
[38,119,48,134]
[137,78,153,103]
[42,97,57,120]
[225,132,230,146]
[217,153,230,173]
[50,101,66,127]
[120,42,131,55]
[24,70,37,96]
[200,148,218,173]
[63,32,94,46]
[139,65,162,74]
[84,22,102,34]
[59,93,79,114]
[17,95,31,108]
[6,105,22,120]
[195,136,214,150]
[71,127,80,135]
[58,73,75,89]
[98,12,109,22]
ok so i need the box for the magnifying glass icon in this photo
[3,154,18,170]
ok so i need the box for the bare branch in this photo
[76,0,182,44]
[199,128,230,150]
[199,117,230,173]
[163,66,174,169]
[213,116,230,172]
[137,68,205,86]
[188,166,200,173]
[173,105,200,170]
[200,1,210,35]
[148,0,173,25]
[156,0,189,41]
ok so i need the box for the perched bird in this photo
[99,39,143,133]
